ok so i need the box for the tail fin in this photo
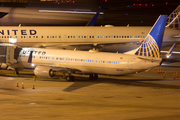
[166,5,180,29]
[135,15,167,58]
[86,12,99,26]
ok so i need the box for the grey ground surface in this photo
[0,63,180,120]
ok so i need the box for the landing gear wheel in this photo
[15,70,19,75]
[89,74,98,80]
[94,74,98,80]
[66,76,75,82]
[89,74,94,80]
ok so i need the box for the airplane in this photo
[7,15,167,81]
[0,6,179,53]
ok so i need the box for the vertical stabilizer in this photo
[166,5,180,29]
[86,12,99,26]
[135,15,167,58]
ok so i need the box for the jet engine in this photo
[34,66,56,77]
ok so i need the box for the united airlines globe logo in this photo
[135,34,159,57]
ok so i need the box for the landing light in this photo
[31,63,35,67]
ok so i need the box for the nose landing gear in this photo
[89,74,98,80]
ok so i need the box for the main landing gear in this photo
[65,73,98,82]
[15,68,19,75]
[89,74,98,80]
[66,76,75,82]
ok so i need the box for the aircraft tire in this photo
[89,74,94,80]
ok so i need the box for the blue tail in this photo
[166,5,180,29]
[135,15,167,58]
[86,12,99,26]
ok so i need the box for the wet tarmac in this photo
[0,64,180,120]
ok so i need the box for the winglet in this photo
[135,15,167,58]
[86,12,99,26]
[27,51,33,63]
[165,43,176,58]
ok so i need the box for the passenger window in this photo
[47,36,49,38]
[29,36,31,38]
[92,36,94,38]
[64,36,66,38]
[59,36,61,38]
[84,36,86,38]
[36,36,38,38]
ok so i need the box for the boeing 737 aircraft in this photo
[0,6,179,53]
[7,15,167,81]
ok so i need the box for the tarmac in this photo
[0,63,180,120]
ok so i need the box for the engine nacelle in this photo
[0,63,8,69]
[34,66,56,77]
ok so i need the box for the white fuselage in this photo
[0,26,179,49]
[12,48,162,75]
